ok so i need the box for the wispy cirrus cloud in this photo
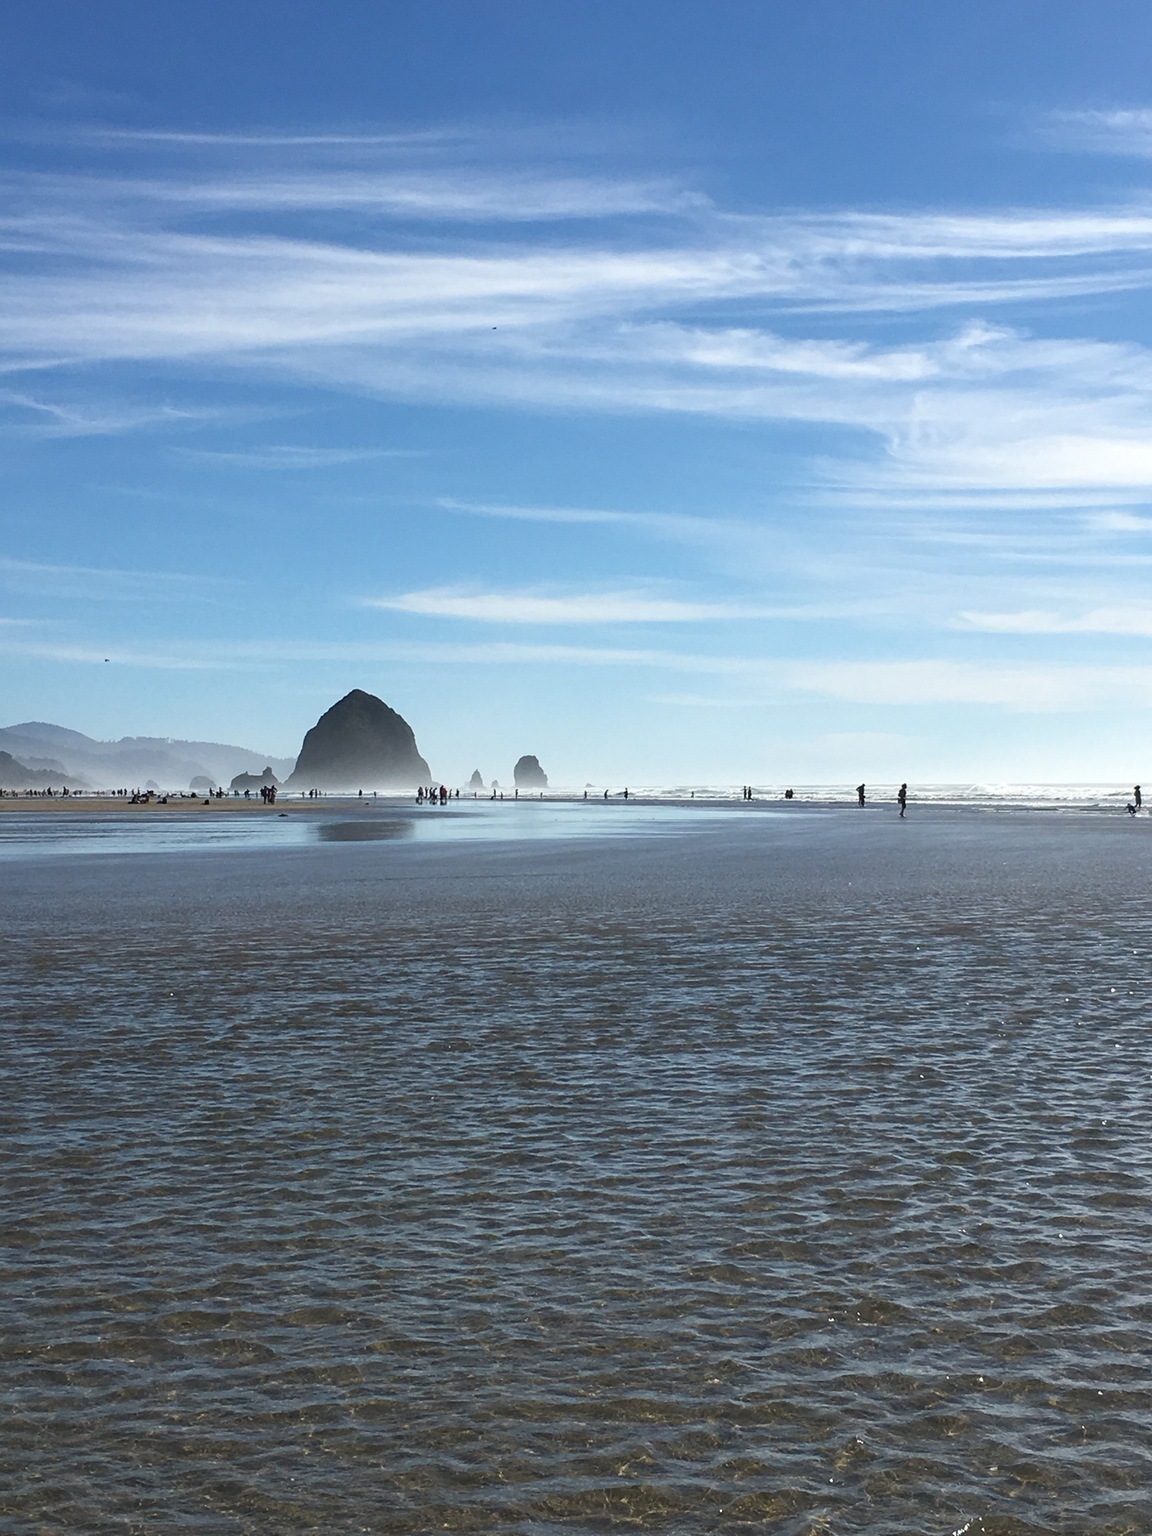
[0,388,222,438]
[959,605,1152,636]
[10,125,1152,508]
[1039,108,1152,159]
[0,635,241,669]
[1,623,1144,711]
[0,556,237,601]
[366,585,775,623]
[435,496,744,545]
[13,166,695,222]
[173,443,419,469]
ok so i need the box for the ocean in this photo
[3,798,1152,1534]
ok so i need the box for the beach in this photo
[4,806,1152,1533]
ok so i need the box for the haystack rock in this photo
[468,769,484,790]
[286,690,430,791]
[513,755,548,789]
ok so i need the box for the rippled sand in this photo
[4,811,1152,1534]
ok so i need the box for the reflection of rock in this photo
[468,769,484,789]
[513,755,548,788]
[285,690,431,791]
[230,766,278,791]
[315,819,412,843]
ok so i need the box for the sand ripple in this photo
[3,818,1152,1532]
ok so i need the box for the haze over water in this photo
[4,806,1152,1534]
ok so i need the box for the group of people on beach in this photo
[417,785,455,805]
[0,786,73,798]
[0,786,79,798]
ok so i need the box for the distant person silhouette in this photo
[856,783,866,807]
[897,783,907,818]
[1136,785,1143,811]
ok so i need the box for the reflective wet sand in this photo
[3,811,1152,1533]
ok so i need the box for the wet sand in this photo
[4,812,1152,1533]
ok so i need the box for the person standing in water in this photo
[1135,785,1142,811]
[897,782,907,818]
[856,783,866,807]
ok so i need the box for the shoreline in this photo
[0,786,1146,818]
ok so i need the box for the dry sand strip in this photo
[0,794,418,815]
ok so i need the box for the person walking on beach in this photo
[856,783,866,806]
[1135,785,1142,811]
[897,783,907,818]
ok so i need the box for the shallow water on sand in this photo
[3,813,1152,1534]
[0,799,738,862]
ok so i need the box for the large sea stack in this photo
[513,754,548,788]
[286,690,431,791]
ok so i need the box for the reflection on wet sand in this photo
[314,819,414,843]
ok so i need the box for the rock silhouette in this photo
[286,691,430,791]
[513,754,548,789]
[230,766,279,792]
[468,769,484,789]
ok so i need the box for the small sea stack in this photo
[513,755,548,789]
[230,766,279,792]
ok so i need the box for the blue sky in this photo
[6,1,1152,783]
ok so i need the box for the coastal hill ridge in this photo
[0,722,293,791]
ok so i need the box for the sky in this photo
[6,1,1152,784]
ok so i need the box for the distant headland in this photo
[0,720,294,794]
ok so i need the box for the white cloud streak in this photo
[960,605,1152,636]
[173,444,417,469]
[0,556,237,601]
[1041,109,1152,159]
[0,388,221,438]
[367,586,775,623]
[435,496,745,545]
